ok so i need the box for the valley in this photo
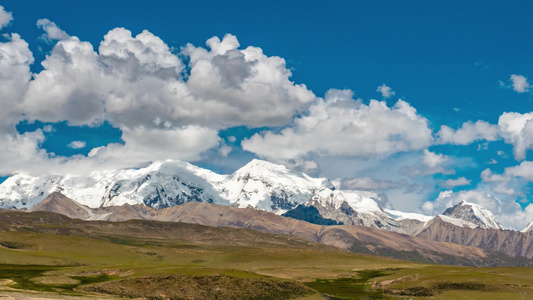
[1,159,533,299]
[0,209,532,299]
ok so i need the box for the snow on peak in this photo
[312,189,383,213]
[384,209,433,222]
[442,200,503,230]
[218,159,334,211]
[0,159,228,209]
[522,221,533,233]
[436,214,478,229]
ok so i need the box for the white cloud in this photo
[422,149,448,168]
[0,28,321,176]
[376,84,395,98]
[497,150,507,158]
[498,112,533,160]
[182,34,316,128]
[23,36,106,126]
[0,6,13,30]
[67,140,86,149]
[510,74,530,93]
[484,161,533,183]
[218,142,232,157]
[0,33,33,131]
[440,177,471,189]
[242,89,432,160]
[0,130,53,175]
[36,19,69,43]
[437,120,500,145]
[399,150,456,178]
[0,26,319,175]
[24,30,315,130]
[342,177,406,191]
[86,126,220,169]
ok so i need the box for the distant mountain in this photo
[214,159,334,212]
[286,189,403,232]
[24,195,531,267]
[0,159,334,213]
[30,192,93,220]
[0,160,226,209]
[442,200,503,230]
[0,159,510,236]
[416,216,533,260]
[523,221,533,233]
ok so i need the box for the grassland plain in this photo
[0,211,531,299]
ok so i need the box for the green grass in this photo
[305,270,395,299]
[0,212,533,299]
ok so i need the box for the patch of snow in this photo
[522,221,533,233]
[437,214,477,229]
[385,209,433,222]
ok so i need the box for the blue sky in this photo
[1,0,533,228]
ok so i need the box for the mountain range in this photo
[1,158,532,265]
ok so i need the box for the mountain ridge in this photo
[23,192,533,267]
[0,159,528,235]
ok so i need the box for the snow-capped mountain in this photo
[0,158,507,234]
[522,221,533,233]
[291,189,402,231]
[442,200,503,230]
[213,159,334,212]
[0,159,334,212]
[0,160,227,209]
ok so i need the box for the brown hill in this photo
[30,192,93,220]
[26,194,532,267]
[416,216,533,259]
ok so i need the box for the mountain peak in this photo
[30,192,93,220]
[236,159,290,176]
[443,201,503,230]
[522,221,533,233]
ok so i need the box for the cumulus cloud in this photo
[182,34,316,128]
[498,112,533,160]
[86,126,220,169]
[342,177,406,191]
[422,149,448,168]
[242,89,432,160]
[42,125,54,133]
[437,120,500,145]
[0,6,13,30]
[376,84,395,98]
[440,177,471,189]
[0,27,322,175]
[510,74,530,93]
[23,30,315,131]
[36,19,69,43]
[23,36,105,126]
[218,142,232,157]
[399,150,457,178]
[67,140,86,149]
[0,33,34,132]
[483,161,533,183]
[0,130,52,175]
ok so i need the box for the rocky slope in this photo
[27,193,531,267]
[442,200,503,229]
[0,158,522,236]
[0,159,408,232]
[416,216,533,259]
